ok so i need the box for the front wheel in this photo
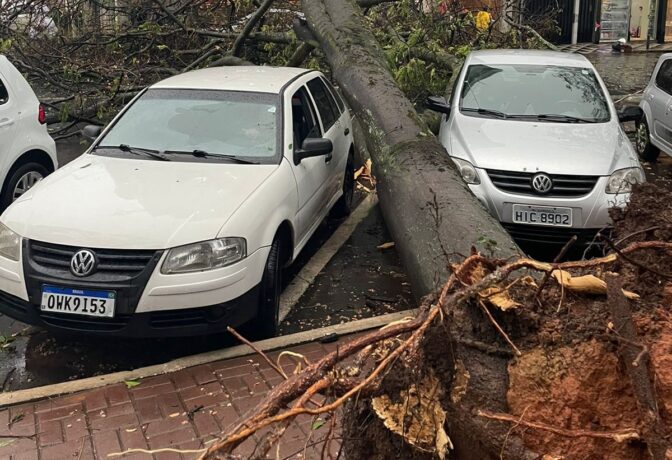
[635,117,660,162]
[330,154,355,218]
[255,238,282,339]
[0,162,49,211]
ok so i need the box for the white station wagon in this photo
[0,67,355,338]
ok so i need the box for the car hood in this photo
[449,115,639,176]
[2,155,278,249]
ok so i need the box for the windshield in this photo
[460,64,610,123]
[97,89,280,163]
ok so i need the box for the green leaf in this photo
[311,419,325,430]
[124,379,141,389]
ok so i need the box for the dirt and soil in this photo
[342,183,672,459]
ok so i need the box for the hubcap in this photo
[13,171,43,201]
[636,123,649,154]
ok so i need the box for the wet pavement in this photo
[3,49,672,394]
[0,139,413,391]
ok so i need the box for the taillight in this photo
[38,104,46,124]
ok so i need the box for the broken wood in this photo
[606,274,671,460]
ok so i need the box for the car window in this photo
[0,77,8,105]
[460,64,610,123]
[291,86,322,149]
[321,76,346,113]
[307,77,339,132]
[655,59,672,95]
[97,89,281,163]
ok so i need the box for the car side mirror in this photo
[426,96,451,115]
[296,138,333,164]
[617,106,643,123]
[81,125,102,141]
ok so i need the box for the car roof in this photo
[151,66,313,94]
[467,49,592,68]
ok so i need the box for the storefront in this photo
[597,0,662,42]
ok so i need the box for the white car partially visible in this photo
[0,55,57,211]
[0,66,354,339]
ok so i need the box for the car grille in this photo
[486,170,599,197]
[29,241,156,280]
[502,223,601,246]
[40,312,131,332]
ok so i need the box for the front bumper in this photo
[469,170,628,245]
[0,284,260,338]
[0,240,270,337]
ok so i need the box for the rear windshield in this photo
[460,64,611,123]
[98,89,281,163]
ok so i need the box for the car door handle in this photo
[0,118,13,128]
[344,128,350,136]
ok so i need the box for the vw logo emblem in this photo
[531,173,553,194]
[70,249,97,277]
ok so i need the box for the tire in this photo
[0,162,50,211]
[256,238,283,339]
[635,117,660,162]
[330,154,355,218]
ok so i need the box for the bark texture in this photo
[301,0,519,296]
[301,1,529,458]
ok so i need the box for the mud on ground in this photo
[343,183,672,459]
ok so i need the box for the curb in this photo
[279,192,378,322]
[0,308,416,408]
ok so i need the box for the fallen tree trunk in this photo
[301,1,527,458]
[301,0,519,295]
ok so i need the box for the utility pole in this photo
[572,0,580,44]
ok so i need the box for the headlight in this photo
[606,167,645,194]
[162,237,247,274]
[452,158,481,185]
[0,223,20,261]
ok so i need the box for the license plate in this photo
[41,286,116,318]
[512,204,573,227]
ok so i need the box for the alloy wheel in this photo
[12,171,44,201]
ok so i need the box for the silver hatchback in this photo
[428,50,645,247]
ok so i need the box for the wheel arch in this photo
[274,220,295,267]
[1,149,55,193]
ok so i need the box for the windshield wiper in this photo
[461,107,508,119]
[516,114,595,123]
[165,150,260,164]
[111,144,171,161]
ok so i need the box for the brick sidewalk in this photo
[0,339,344,460]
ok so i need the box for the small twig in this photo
[227,326,287,379]
[534,235,577,300]
[600,234,672,279]
[477,301,522,356]
[477,410,640,442]
[615,226,661,247]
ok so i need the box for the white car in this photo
[0,66,355,338]
[637,53,672,161]
[427,50,644,248]
[0,55,57,211]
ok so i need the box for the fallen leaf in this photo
[354,166,364,180]
[125,428,137,433]
[169,412,180,418]
[124,379,141,389]
[377,242,395,250]
[311,419,325,430]
[372,373,452,456]
[0,439,15,448]
[552,271,639,299]
[479,287,521,311]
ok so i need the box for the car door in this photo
[649,58,672,151]
[288,85,331,244]
[0,70,15,159]
[306,77,348,206]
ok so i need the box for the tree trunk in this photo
[301,0,519,299]
[301,1,532,458]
